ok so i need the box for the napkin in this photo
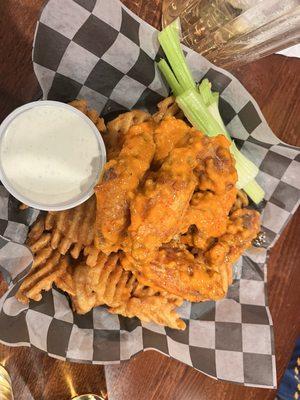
[277,43,300,58]
[0,0,299,389]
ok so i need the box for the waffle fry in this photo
[16,253,68,303]
[153,96,184,123]
[70,253,185,329]
[71,253,136,314]
[109,283,185,330]
[45,195,96,257]
[55,262,76,297]
[27,215,46,244]
[25,197,101,267]
[83,244,101,267]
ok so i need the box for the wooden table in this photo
[0,1,299,399]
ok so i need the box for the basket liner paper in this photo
[0,0,300,388]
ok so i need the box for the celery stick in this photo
[158,20,196,92]
[199,79,228,135]
[207,101,228,135]
[198,79,214,106]
[177,89,230,138]
[230,142,259,189]
[243,179,265,204]
[157,59,182,97]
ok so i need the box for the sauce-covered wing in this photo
[94,121,156,254]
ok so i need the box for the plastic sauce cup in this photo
[0,101,106,211]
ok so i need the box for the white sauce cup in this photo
[0,100,106,211]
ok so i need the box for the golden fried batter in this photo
[153,96,183,123]
[205,208,261,269]
[126,127,230,262]
[122,208,260,302]
[196,135,237,195]
[180,189,237,242]
[153,116,191,164]
[69,99,106,135]
[179,133,238,248]
[105,110,152,160]
[121,248,226,302]
[94,121,156,254]
[231,189,249,212]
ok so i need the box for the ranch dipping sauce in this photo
[0,102,106,210]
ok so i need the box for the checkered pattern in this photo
[0,0,299,389]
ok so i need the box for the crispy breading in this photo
[94,121,156,254]
[180,188,237,245]
[105,110,152,160]
[69,99,106,134]
[179,132,238,247]
[205,208,261,269]
[121,208,260,302]
[126,128,207,262]
[121,248,226,302]
[153,96,183,123]
[153,116,191,165]
[195,135,237,195]
[231,189,249,213]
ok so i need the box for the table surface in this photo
[0,1,299,399]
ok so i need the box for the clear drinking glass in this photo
[0,365,14,400]
[162,0,300,68]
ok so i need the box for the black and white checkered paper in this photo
[0,0,299,388]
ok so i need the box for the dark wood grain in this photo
[0,345,107,400]
[0,0,43,122]
[0,1,299,400]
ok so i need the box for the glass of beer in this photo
[0,365,14,400]
[162,0,300,68]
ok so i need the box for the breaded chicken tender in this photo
[94,121,156,254]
